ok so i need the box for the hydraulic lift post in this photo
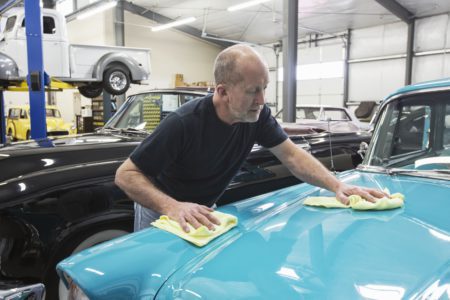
[25,0,47,139]
[0,91,5,144]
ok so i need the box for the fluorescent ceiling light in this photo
[227,0,271,12]
[76,1,117,20]
[152,17,196,32]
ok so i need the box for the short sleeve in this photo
[255,105,288,148]
[130,113,184,177]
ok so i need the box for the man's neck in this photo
[212,93,235,125]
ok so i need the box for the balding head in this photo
[213,45,268,86]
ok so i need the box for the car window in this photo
[43,16,56,34]
[8,108,20,118]
[297,108,320,120]
[4,16,16,33]
[21,16,56,34]
[20,109,27,119]
[366,94,450,169]
[46,109,61,118]
[108,92,205,131]
[321,109,351,121]
[443,105,450,147]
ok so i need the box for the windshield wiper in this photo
[118,127,149,135]
[387,168,450,178]
[98,126,120,133]
[98,126,148,135]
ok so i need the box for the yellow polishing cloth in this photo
[304,192,404,211]
[151,211,238,247]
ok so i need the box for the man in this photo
[115,45,385,232]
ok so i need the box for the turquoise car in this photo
[57,79,450,299]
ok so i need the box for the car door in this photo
[17,109,30,140]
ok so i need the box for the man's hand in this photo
[335,183,389,205]
[166,202,221,233]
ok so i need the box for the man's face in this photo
[226,63,268,123]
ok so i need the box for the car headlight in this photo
[68,279,90,300]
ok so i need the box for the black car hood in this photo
[0,133,143,183]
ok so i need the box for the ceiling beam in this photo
[0,0,21,14]
[66,0,110,22]
[122,1,233,49]
[374,0,414,23]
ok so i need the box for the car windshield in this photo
[46,109,61,118]
[364,91,450,173]
[319,108,351,121]
[296,107,320,120]
[296,107,351,121]
[105,92,204,131]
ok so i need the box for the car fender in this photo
[0,52,19,81]
[93,52,147,82]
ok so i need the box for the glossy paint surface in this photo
[57,171,450,299]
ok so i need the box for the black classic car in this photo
[0,89,370,299]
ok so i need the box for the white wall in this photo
[349,12,450,103]
[274,38,346,113]
[124,11,221,94]
[349,22,407,102]
[412,13,450,83]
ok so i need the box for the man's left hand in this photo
[335,183,389,205]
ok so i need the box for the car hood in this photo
[280,120,360,133]
[46,117,68,130]
[57,171,450,299]
[0,133,142,190]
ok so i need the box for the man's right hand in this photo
[166,202,221,232]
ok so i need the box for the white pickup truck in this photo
[0,7,151,97]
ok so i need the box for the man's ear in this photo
[216,84,227,97]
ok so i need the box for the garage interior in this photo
[1,0,450,139]
[1,1,450,300]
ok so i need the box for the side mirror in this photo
[358,142,369,159]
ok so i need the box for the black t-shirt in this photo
[130,94,288,207]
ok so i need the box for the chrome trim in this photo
[0,283,45,300]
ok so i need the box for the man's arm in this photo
[115,158,220,232]
[269,139,386,204]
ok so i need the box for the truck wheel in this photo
[103,66,130,95]
[78,83,103,98]
[26,131,30,140]
[7,128,15,141]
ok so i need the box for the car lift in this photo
[0,0,54,144]
[0,1,116,145]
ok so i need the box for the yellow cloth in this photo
[304,193,404,211]
[151,211,238,247]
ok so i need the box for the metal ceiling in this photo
[128,0,450,45]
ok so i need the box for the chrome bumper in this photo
[0,283,45,300]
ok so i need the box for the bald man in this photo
[115,45,386,232]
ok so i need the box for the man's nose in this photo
[255,91,265,105]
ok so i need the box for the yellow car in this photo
[6,105,77,140]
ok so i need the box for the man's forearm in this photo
[287,148,342,193]
[115,161,178,214]
[271,140,342,193]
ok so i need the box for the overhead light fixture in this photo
[151,17,196,32]
[76,1,117,20]
[227,0,271,12]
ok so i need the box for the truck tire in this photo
[78,83,103,98]
[103,65,130,95]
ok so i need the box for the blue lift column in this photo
[0,91,5,144]
[24,0,47,139]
